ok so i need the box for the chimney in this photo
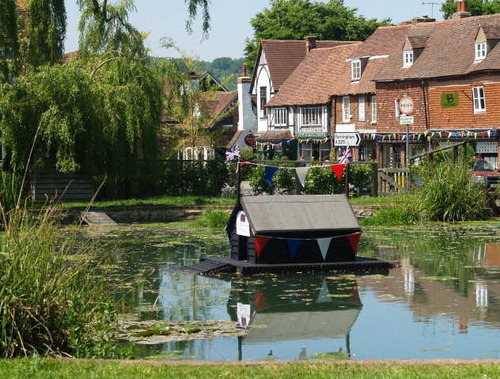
[452,1,472,19]
[305,36,317,54]
[411,15,436,25]
[237,63,257,135]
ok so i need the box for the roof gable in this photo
[252,40,359,94]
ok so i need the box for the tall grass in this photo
[194,208,230,228]
[0,207,116,358]
[412,156,488,222]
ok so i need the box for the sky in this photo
[64,0,447,61]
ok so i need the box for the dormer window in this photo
[351,60,361,81]
[475,42,487,61]
[403,50,414,68]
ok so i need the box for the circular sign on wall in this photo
[399,96,414,115]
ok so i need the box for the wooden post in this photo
[372,162,378,197]
[345,163,350,197]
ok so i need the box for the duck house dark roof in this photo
[238,194,360,234]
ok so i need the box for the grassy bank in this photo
[1,359,499,378]
[62,196,236,209]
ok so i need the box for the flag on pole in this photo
[225,145,241,161]
[337,147,353,164]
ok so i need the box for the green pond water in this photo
[91,223,500,361]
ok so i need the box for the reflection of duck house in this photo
[227,195,362,263]
[228,275,362,349]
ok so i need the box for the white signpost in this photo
[334,133,361,147]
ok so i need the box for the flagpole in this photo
[236,158,241,206]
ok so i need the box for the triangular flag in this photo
[255,236,271,260]
[239,161,251,169]
[347,233,362,255]
[331,164,345,182]
[295,167,310,187]
[286,239,301,260]
[317,238,332,261]
[265,166,279,186]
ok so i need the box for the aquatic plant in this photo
[194,208,230,228]
[0,208,117,358]
[412,156,488,222]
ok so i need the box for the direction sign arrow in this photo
[334,133,361,147]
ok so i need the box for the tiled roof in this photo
[375,14,500,81]
[266,44,360,107]
[348,25,414,58]
[205,90,237,128]
[256,130,293,142]
[259,40,359,91]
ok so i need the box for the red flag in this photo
[255,236,271,261]
[347,233,362,255]
[236,161,252,172]
[331,164,346,181]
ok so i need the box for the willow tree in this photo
[0,0,18,82]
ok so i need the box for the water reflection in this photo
[228,274,362,360]
[93,225,500,360]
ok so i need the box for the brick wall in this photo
[427,74,500,129]
[332,94,376,131]
[375,80,427,133]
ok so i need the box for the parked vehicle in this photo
[472,158,500,190]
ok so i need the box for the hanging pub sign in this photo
[441,93,459,108]
[236,210,250,237]
[244,132,256,147]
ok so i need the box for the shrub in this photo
[304,167,344,195]
[412,156,488,222]
[194,208,230,228]
[0,208,116,358]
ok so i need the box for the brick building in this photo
[375,5,500,168]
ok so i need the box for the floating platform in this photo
[181,256,395,275]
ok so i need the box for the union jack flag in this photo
[338,147,353,164]
[225,145,241,161]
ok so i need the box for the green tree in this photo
[244,0,390,72]
[0,0,18,82]
[441,0,500,19]
[24,0,67,67]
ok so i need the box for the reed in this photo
[413,156,488,222]
[0,207,116,358]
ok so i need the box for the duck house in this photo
[226,194,362,264]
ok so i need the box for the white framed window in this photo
[259,86,267,118]
[351,60,361,81]
[342,96,351,123]
[358,96,366,122]
[403,50,414,68]
[371,95,377,124]
[473,86,486,113]
[475,42,487,61]
[300,106,322,126]
[269,107,288,127]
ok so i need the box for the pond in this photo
[93,224,500,361]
